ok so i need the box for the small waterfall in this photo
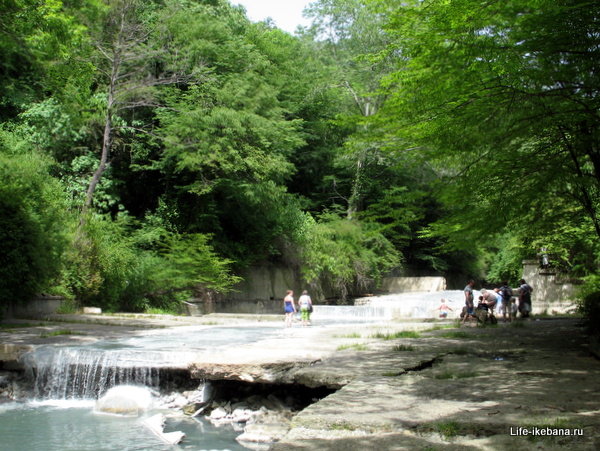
[19,345,197,400]
[313,305,394,321]
[319,290,477,320]
[17,325,279,402]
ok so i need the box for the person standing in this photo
[283,290,296,327]
[462,280,475,326]
[518,279,533,319]
[298,290,313,326]
[500,281,513,322]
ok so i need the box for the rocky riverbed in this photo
[1,313,599,450]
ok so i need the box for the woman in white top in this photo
[298,290,313,326]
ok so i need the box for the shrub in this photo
[0,151,70,305]
[578,274,600,335]
[297,212,401,299]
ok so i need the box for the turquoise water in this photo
[0,401,246,451]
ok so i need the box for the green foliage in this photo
[4,0,596,315]
[370,330,420,340]
[335,332,361,338]
[577,274,600,335]
[484,234,526,285]
[154,232,241,295]
[40,329,84,338]
[0,147,70,304]
[337,343,369,351]
[157,3,305,194]
[432,421,460,438]
[390,330,421,339]
[373,0,600,285]
[63,213,241,312]
[298,212,401,299]
[65,215,139,311]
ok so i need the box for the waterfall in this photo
[17,325,283,401]
[312,305,394,321]
[316,290,475,320]
[19,345,198,400]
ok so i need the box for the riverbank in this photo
[1,314,599,450]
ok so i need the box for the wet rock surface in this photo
[2,313,600,450]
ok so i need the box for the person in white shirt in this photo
[298,290,313,326]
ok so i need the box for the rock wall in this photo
[380,276,447,293]
[226,266,301,303]
[186,299,282,316]
[4,296,63,319]
[521,259,579,314]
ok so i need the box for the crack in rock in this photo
[387,355,446,377]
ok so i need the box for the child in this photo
[436,299,453,318]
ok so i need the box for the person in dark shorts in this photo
[462,280,475,326]
[283,290,296,327]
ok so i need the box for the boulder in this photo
[95,385,153,415]
[236,422,290,445]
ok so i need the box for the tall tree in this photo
[373,0,600,266]
[306,0,394,218]
[79,0,187,221]
[153,4,309,263]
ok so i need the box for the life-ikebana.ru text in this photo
[510,426,583,437]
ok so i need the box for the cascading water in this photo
[20,346,168,400]
[19,325,276,400]
[3,325,282,451]
[2,290,470,450]
[315,290,475,321]
[312,304,394,321]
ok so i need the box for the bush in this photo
[297,212,401,300]
[64,214,242,312]
[0,151,70,305]
[65,215,140,312]
[578,274,600,335]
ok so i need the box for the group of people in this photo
[454,279,533,325]
[283,290,313,327]
[461,279,533,324]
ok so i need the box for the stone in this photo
[208,406,228,419]
[236,422,290,444]
[231,407,254,423]
[95,385,153,415]
[182,403,201,415]
[142,413,185,445]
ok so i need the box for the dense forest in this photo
[1,0,599,316]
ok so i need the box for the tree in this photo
[152,4,311,264]
[305,0,394,218]
[372,0,600,270]
[296,211,400,300]
[79,0,189,221]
